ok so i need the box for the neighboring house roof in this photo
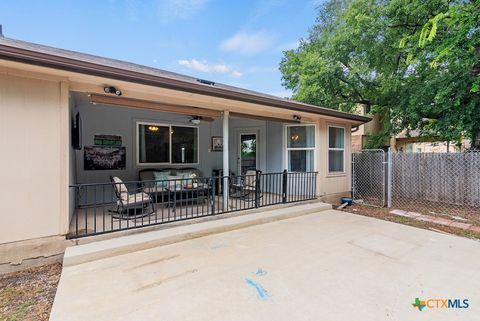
[0,36,370,123]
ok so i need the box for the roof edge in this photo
[0,42,371,123]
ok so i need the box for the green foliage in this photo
[364,132,389,149]
[280,0,480,146]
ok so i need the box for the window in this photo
[138,124,169,163]
[137,122,198,165]
[286,125,315,172]
[171,126,198,164]
[328,126,345,173]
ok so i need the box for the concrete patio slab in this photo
[63,202,332,267]
[50,210,480,321]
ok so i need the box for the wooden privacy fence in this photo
[353,150,480,219]
[391,152,480,213]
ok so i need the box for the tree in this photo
[280,0,480,148]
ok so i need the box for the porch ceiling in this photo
[89,94,222,119]
[89,94,302,124]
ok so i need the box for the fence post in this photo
[282,169,288,203]
[255,170,261,208]
[211,177,216,214]
[387,148,392,208]
[351,153,356,200]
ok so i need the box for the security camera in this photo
[104,86,122,96]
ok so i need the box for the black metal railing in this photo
[68,170,317,238]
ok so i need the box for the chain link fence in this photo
[352,150,480,223]
[352,149,386,207]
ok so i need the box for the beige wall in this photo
[0,72,69,244]
[316,119,352,203]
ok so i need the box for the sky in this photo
[0,0,321,98]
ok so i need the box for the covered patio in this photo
[0,35,369,270]
[68,91,318,238]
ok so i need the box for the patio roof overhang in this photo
[89,94,303,124]
[0,37,371,125]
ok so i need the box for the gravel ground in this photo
[0,263,62,321]
[341,204,480,239]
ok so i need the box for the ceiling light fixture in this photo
[148,125,159,132]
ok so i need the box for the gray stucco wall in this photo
[71,92,287,185]
[266,121,285,173]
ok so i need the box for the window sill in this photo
[137,163,200,167]
[326,172,347,178]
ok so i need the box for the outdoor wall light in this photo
[293,115,301,121]
[104,86,122,96]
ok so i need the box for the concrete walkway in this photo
[51,208,480,321]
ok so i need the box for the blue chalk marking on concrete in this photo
[245,278,269,299]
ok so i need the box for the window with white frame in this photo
[286,125,315,172]
[137,122,198,165]
[328,125,345,173]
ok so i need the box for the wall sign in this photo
[94,134,122,146]
[84,146,126,170]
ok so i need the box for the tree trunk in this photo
[472,131,480,150]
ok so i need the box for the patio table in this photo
[165,184,212,213]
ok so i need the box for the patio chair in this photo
[110,176,155,219]
[230,169,263,201]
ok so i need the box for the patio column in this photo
[222,110,229,210]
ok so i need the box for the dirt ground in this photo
[341,203,480,239]
[0,263,62,321]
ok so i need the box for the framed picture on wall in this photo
[211,136,223,152]
[84,146,126,170]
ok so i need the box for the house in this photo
[0,35,370,271]
[391,130,470,153]
[351,105,383,152]
[351,105,470,152]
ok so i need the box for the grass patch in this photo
[3,301,31,321]
[0,263,61,321]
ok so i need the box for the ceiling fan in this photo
[188,115,215,124]
[169,115,215,124]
